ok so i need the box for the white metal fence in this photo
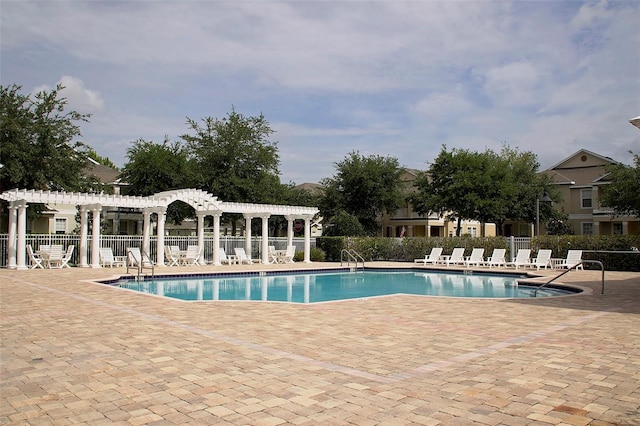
[0,235,316,267]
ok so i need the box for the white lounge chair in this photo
[100,247,126,267]
[505,249,531,270]
[234,247,259,264]
[414,247,443,266]
[443,248,466,267]
[127,247,154,267]
[27,244,44,269]
[482,248,506,268]
[558,250,584,270]
[464,248,485,267]
[219,248,237,265]
[528,249,552,270]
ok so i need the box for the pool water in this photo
[116,270,575,303]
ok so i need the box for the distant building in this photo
[541,149,639,236]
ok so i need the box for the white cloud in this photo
[31,76,104,113]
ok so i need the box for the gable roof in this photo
[547,149,617,171]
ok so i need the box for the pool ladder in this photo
[341,249,365,271]
[126,249,155,282]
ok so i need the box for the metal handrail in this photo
[126,249,155,281]
[341,249,365,270]
[533,260,605,296]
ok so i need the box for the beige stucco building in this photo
[542,149,639,236]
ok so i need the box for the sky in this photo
[2,0,639,185]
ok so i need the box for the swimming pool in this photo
[113,269,577,303]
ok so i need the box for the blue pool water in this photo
[115,270,576,303]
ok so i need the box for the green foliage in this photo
[84,147,117,169]
[599,153,640,218]
[545,210,574,235]
[323,210,366,236]
[0,83,91,193]
[182,108,281,205]
[412,145,553,236]
[119,137,195,224]
[533,235,640,271]
[320,151,405,236]
[293,247,326,262]
[316,236,346,261]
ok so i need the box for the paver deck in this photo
[1,262,639,425]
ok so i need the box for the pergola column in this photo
[260,214,270,264]
[285,215,295,248]
[156,207,166,266]
[16,201,28,270]
[243,214,253,259]
[212,212,222,265]
[79,206,89,267]
[303,214,312,263]
[197,212,205,257]
[7,203,18,269]
[90,205,102,268]
[142,208,152,256]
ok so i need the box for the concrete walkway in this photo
[1,263,639,425]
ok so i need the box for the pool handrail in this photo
[532,260,604,296]
[341,249,365,271]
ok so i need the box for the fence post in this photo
[509,236,515,262]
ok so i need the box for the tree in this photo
[0,83,91,193]
[411,145,553,236]
[323,210,366,236]
[119,137,195,224]
[599,153,640,217]
[320,151,405,235]
[85,147,117,169]
[181,108,281,234]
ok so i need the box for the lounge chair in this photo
[127,247,154,267]
[58,245,74,268]
[557,250,584,270]
[414,247,443,266]
[443,248,466,267]
[182,245,201,266]
[26,244,44,269]
[482,248,506,268]
[464,248,485,267]
[164,246,180,267]
[219,248,237,265]
[527,249,552,270]
[234,247,259,264]
[505,249,531,270]
[100,247,126,267]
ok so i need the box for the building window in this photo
[613,223,623,235]
[466,227,477,237]
[581,222,594,235]
[581,189,592,208]
[55,218,67,234]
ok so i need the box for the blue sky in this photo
[2,0,639,185]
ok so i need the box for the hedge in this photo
[316,235,640,271]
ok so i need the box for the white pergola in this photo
[1,188,319,270]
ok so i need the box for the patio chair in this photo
[127,247,154,267]
[46,245,64,268]
[100,247,126,267]
[505,249,531,269]
[268,246,279,264]
[443,248,466,267]
[282,245,296,263]
[58,245,75,268]
[557,250,584,270]
[182,245,201,266]
[164,246,180,267]
[234,247,259,264]
[464,248,485,267]
[414,247,443,266]
[527,249,552,270]
[26,244,44,269]
[219,248,237,265]
[482,248,506,268]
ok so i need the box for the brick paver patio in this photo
[1,263,639,425]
